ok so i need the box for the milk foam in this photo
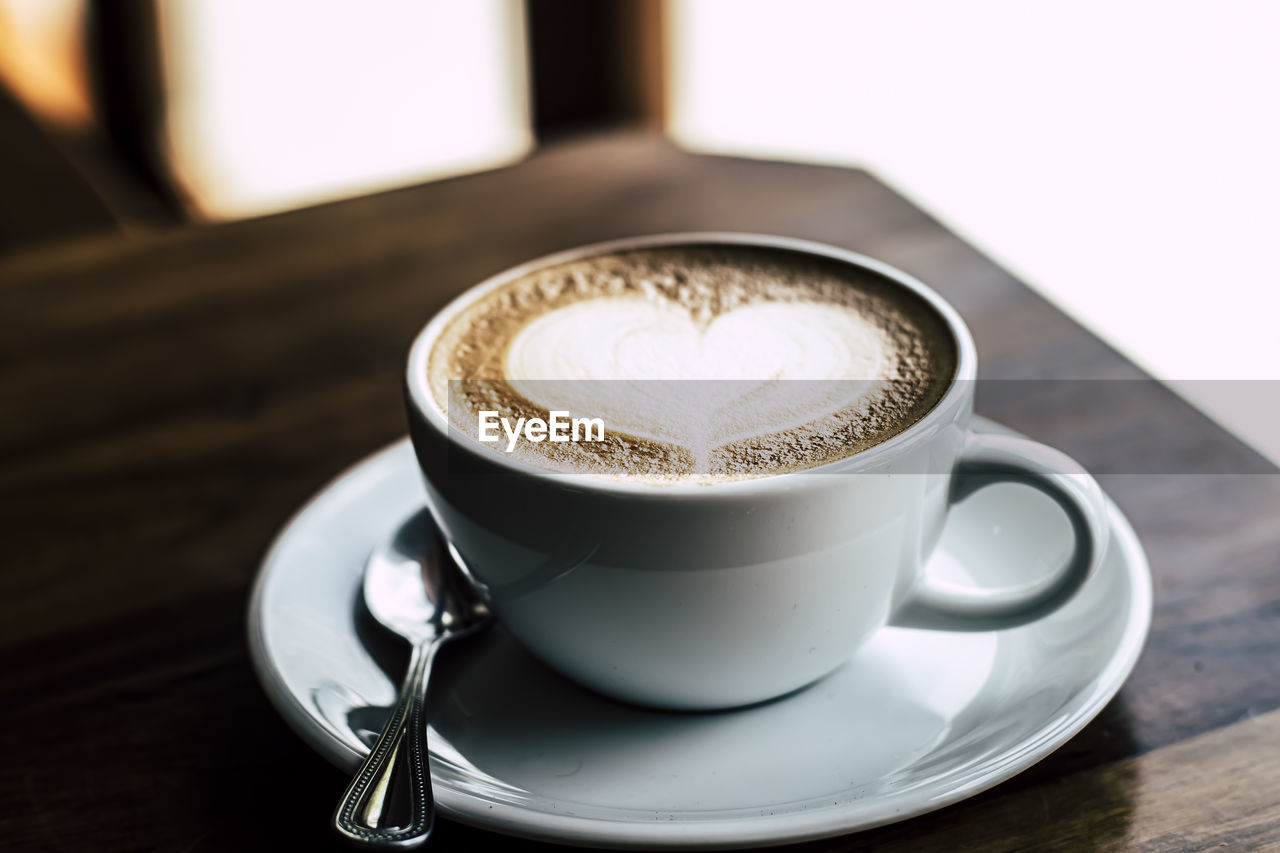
[507,297,895,382]
[427,246,955,483]
[505,296,899,468]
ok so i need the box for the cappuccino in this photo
[427,245,955,482]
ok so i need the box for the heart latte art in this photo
[427,246,955,483]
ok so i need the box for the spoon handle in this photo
[333,640,439,848]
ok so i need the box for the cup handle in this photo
[891,432,1110,632]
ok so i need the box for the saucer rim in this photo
[248,418,1153,849]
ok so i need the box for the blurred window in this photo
[0,0,90,127]
[668,0,1280,461]
[157,0,532,220]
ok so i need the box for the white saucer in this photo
[248,417,1151,849]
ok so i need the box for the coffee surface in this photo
[427,245,956,483]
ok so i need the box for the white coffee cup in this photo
[405,233,1108,710]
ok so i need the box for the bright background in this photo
[668,0,1280,463]
[1,0,1275,461]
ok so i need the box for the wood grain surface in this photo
[2,131,1279,852]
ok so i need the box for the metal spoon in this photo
[333,508,491,848]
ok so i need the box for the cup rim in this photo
[405,232,977,498]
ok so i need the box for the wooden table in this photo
[3,131,1279,852]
